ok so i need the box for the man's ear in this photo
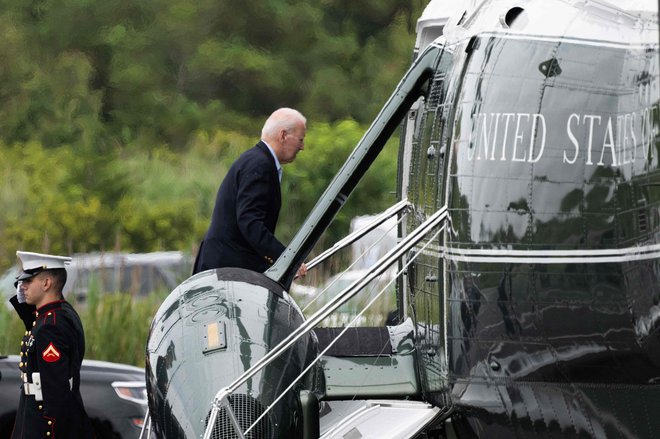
[42,274,52,292]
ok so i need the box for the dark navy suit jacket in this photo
[193,141,286,274]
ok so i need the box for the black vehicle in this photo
[0,355,147,439]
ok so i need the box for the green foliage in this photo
[0,292,164,366]
[0,142,120,267]
[83,290,165,365]
[0,118,398,270]
[0,0,421,271]
[0,305,24,355]
[0,0,422,151]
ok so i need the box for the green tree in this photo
[0,0,421,271]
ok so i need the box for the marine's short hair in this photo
[44,268,68,294]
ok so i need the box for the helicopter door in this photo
[401,43,456,405]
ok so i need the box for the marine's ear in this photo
[42,274,52,292]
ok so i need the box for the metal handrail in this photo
[203,206,448,439]
[244,222,446,436]
[138,411,151,439]
[305,199,411,271]
[302,207,408,313]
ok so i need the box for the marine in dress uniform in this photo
[9,251,94,439]
[193,108,308,275]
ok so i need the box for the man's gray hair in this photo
[261,108,307,139]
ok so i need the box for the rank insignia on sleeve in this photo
[42,343,61,362]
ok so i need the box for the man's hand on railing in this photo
[295,262,308,279]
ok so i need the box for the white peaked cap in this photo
[16,251,72,272]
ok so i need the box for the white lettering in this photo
[642,106,652,159]
[583,115,601,165]
[512,113,529,162]
[529,114,546,163]
[500,113,516,161]
[599,117,617,166]
[564,113,580,164]
[629,113,637,163]
[477,113,490,160]
[489,113,500,160]
[621,113,634,165]
[468,105,655,169]
[616,115,623,165]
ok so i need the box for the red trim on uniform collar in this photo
[36,300,66,314]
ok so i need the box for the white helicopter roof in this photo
[417,0,658,53]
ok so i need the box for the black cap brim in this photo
[13,269,42,288]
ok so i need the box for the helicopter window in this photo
[450,35,658,247]
[501,7,527,29]
[408,49,455,216]
[418,26,445,56]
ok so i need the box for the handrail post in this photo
[138,412,151,439]
[203,388,246,439]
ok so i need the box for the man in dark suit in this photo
[193,108,308,276]
[10,251,94,439]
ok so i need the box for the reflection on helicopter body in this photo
[401,1,660,436]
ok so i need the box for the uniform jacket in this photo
[193,141,286,274]
[10,297,94,439]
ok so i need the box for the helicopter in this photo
[141,0,660,437]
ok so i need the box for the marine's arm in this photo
[10,295,36,330]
